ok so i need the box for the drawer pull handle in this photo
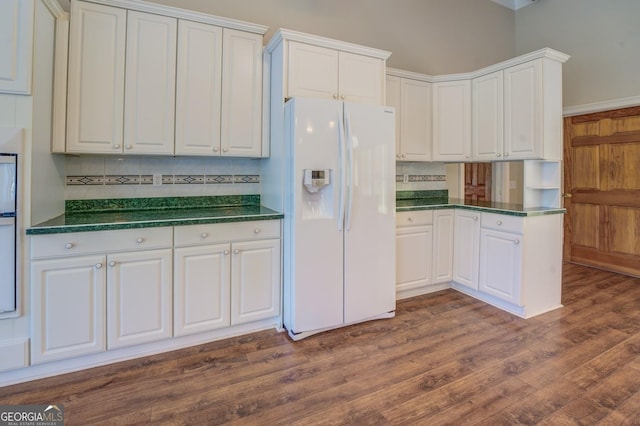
[65,243,74,249]
[109,261,116,267]
[514,239,520,245]
[136,237,144,244]
[233,249,239,254]
[497,220,502,225]
[224,250,229,255]
[254,228,261,234]
[95,263,103,269]
[201,233,209,239]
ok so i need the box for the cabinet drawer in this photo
[481,212,523,234]
[396,210,433,227]
[174,220,281,247]
[31,227,173,259]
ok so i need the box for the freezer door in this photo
[343,102,396,323]
[284,98,345,334]
[0,217,16,312]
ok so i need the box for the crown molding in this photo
[563,95,640,117]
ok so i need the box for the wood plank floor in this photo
[2,262,640,425]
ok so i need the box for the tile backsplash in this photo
[65,156,447,200]
[395,161,447,191]
[65,155,261,200]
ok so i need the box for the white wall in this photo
[515,0,640,109]
[145,0,516,75]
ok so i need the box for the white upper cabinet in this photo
[0,0,34,94]
[66,1,126,154]
[387,69,433,162]
[64,0,267,157]
[432,80,471,162]
[472,70,504,161]
[221,29,263,157]
[268,29,390,106]
[175,20,223,156]
[124,11,177,155]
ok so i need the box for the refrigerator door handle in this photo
[344,111,354,231]
[337,109,347,231]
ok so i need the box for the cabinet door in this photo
[400,78,432,161]
[432,80,471,161]
[231,239,280,325]
[221,29,263,157]
[338,51,384,104]
[385,75,401,159]
[174,243,230,336]
[396,225,433,292]
[472,71,504,161]
[175,20,223,156]
[124,11,176,155]
[504,59,543,160]
[432,210,454,283]
[478,229,522,305]
[107,249,172,349]
[31,255,106,364]
[0,0,33,94]
[66,1,126,154]
[452,210,480,290]
[287,41,338,100]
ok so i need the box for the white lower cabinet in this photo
[452,210,480,290]
[30,227,173,364]
[395,209,453,298]
[478,228,522,305]
[30,255,106,364]
[173,220,281,336]
[106,249,173,349]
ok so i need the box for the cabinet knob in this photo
[340,95,345,100]
[200,232,209,239]
[233,249,239,254]
[496,153,502,157]
[213,147,219,152]
[401,154,406,159]
[109,261,116,267]
[65,243,74,249]
[497,220,502,225]
[126,144,133,150]
[136,237,144,244]
[514,239,520,245]
[504,153,509,157]
[407,217,413,222]
[113,144,121,150]
[254,228,261,234]
[95,263,103,269]
[474,216,478,221]
[222,147,228,152]
[333,94,338,99]
[396,155,400,159]
[223,250,229,255]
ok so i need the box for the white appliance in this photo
[283,97,396,340]
[0,154,17,313]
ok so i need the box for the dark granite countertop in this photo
[395,191,565,217]
[27,195,284,235]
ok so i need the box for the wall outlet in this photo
[153,174,163,186]
[403,174,409,184]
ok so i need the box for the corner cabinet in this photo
[62,0,267,157]
[267,29,390,106]
[386,69,432,162]
[432,80,471,162]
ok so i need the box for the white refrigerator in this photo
[283,97,396,340]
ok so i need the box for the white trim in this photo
[84,0,268,34]
[265,28,391,59]
[41,0,66,18]
[563,95,640,117]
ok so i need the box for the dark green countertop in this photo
[395,191,565,217]
[27,195,283,235]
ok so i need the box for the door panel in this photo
[564,106,640,277]
[464,163,492,202]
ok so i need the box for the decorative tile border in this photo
[67,174,261,186]
[395,174,446,183]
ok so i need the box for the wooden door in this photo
[563,106,640,277]
[465,163,492,202]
